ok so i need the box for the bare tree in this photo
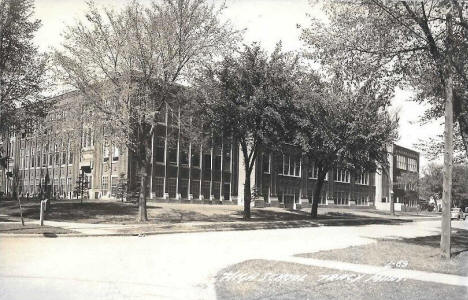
[53,0,241,222]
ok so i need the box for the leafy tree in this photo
[53,0,240,222]
[394,172,419,206]
[116,172,128,202]
[420,163,468,208]
[415,126,467,164]
[302,0,462,260]
[11,164,24,225]
[194,43,300,219]
[302,1,467,152]
[293,75,398,218]
[0,0,48,134]
[74,174,90,204]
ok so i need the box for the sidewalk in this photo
[279,256,468,287]
[0,214,432,237]
[0,201,446,237]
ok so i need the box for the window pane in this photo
[180,151,189,165]
[223,148,231,171]
[214,155,221,170]
[191,151,200,167]
[168,148,177,164]
[203,154,211,169]
[262,153,270,173]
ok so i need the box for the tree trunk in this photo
[243,165,251,220]
[390,192,395,216]
[441,10,454,260]
[16,189,24,226]
[311,170,326,218]
[138,164,148,222]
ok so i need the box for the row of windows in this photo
[262,153,301,177]
[154,139,232,171]
[396,155,406,170]
[334,169,350,183]
[19,151,73,169]
[396,154,418,172]
[262,154,370,185]
[395,182,417,191]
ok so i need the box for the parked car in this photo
[450,208,467,220]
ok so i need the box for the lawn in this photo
[0,198,405,225]
[214,259,466,300]
[0,222,75,235]
[296,228,468,276]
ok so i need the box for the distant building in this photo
[375,144,420,211]
[0,92,419,211]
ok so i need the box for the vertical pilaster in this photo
[209,138,214,202]
[187,139,192,200]
[163,103,169,199]
[150,130,154,199]
[175,107,181,200]
[199,144,203,201]
[219,139,224,202]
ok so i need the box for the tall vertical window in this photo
[112,146,119,161]
[102,176,109,191]
[262,153,270,173]
[103,143,109,162]
[180,148,189,166]
[408,158,417,172]
[396,155,406,170]
[214,154,222,170]
[282,155,300,177]
[82,128,93,148]
[191,151,200,167]
[203,153,211,169]
[283,155,290,175]
[31,149,35,168]
[168,148,178,164]
[155,137,165,163]
[20,150,24,169]
[294,157,301,176]
[111,176,118,196]
[357,172,369,185]
[308,164,318,179]
[334,169,350,183]
[223,147,231,172]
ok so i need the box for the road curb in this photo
[0,217,422,238]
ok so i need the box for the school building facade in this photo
[0,92,419,211]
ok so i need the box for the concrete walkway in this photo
[280,256,468,287]
[28,220,140,235]
[0,215,431,236]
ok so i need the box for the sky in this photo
[33,0,443,169]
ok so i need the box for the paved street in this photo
[1,220,467,299]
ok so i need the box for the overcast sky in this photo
[33,0,443,169]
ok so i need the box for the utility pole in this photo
[441,5,454,260]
